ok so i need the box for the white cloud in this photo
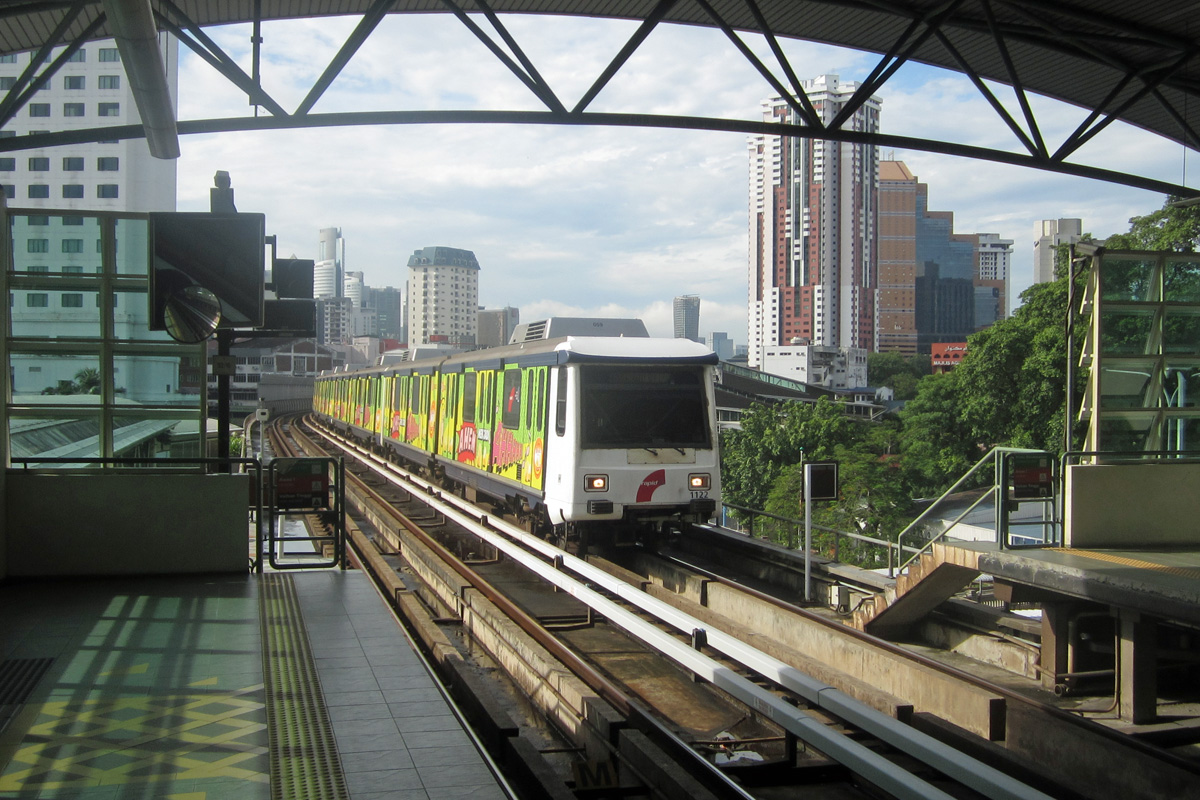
[173,14,1189,343]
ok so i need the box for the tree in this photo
[868,352,931,400]
[898,371,978,496]
[720,397,857,512]
[1105,198,1200,252]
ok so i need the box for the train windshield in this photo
[579,365,710,449]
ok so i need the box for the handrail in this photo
[722,501,917,560]
[889,446,1047,577]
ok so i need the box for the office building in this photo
[1034,218,1083,284]
[406,246,479,346]
[365,285,405,342]
[748,75,881,367]
[877,161,1010,353]
[4,37,180,399]
[673,295,701,342]
[477,306,519,347]
[707,332,733,361]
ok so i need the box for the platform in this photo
[0,569,512,799]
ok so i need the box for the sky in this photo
[169,13,1195,344]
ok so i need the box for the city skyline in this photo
[164,17,1189,344]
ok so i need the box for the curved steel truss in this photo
[0,0,1197,196]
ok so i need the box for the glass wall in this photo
[3,208,204,467]
[1085,250,1200,453]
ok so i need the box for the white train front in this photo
[314,335,721,550]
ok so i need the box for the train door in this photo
[492,365,549,490]
[476,369,496,471]
[389,374,406,440]
[436,371,460,460]
[456,370,482,466]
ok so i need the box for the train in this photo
[312,335,721,552]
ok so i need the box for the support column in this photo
[1118,610,1157,724]
[1040,602,1073,692]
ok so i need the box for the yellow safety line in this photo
[1047,548,1200,580]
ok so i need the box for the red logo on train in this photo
[636,469,666,503]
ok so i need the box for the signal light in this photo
[584,474,608,492]
[689,474,710,490]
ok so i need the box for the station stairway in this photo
[850,542,982,638]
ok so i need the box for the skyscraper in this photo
[748,75,881,366]
[1033,218,1082,284]
[673,295,701,342]
[406,247,479,346]
[314,227,345,299]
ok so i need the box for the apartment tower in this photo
[747,75,881,367]
[406,246,480,346]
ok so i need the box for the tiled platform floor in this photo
[0,570,511,800]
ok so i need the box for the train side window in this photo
[501,369,522,429]
[555,368,567,436]
[463,373,477,423]
[525,369,535,430]
[410,374,421,412]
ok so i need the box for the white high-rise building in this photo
[748,75,881,367]
[3,37,179,400]
[406,247,479,346]
[314,227,345,299]
[1033,218,1082,285]
[0,38,177,213]
[344,270,364,308]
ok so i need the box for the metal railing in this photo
[722,502,922,570]
[889,447,1060,577]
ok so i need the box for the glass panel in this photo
[1162,364,1200,409]
[1162,414,1200,453]
[114,353,205,407]
[10,354,102,401]
[10,286,102,339]
[1162,308,1200,355]
[1100,307,1156,355]
[1164,259,1200,303]
[115,217,149,275]
[113,289,168,341]
[1097,413,1156,453]
[1100,256,1159,302]
[1099,360,1156,409]
[9,413,102,464]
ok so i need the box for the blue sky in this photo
[170,14,1189,344]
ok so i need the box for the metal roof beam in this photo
[572,0,677,114]
[693,0,821,129]
[102,0,179,159]
[294,0,395,116]
[933,28,1041,157]
[740,0,822,127]
[3,108,1189,197]
[827,0,969,132]
[980,0,1045,159]
[0,2,96,129]
[154,0,289,118]
[438,0,565,114]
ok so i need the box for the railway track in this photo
[268,414,1200,800]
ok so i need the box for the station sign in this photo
[274,458,330,509]
[1011,454,1054,499]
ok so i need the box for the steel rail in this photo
[317,425,1047,800]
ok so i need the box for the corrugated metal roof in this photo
[0,1,1195,155]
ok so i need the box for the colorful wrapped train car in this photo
[313,336,721,549]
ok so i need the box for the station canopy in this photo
[0,0,1197,194]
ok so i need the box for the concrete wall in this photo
[1065,462,1200,548]
[6,473,250,576]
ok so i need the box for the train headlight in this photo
[689,474,711,490]
[584,474,608,492]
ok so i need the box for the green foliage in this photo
[867,352,930,400]
[720,397,855,512]
[897,371,978,496]
[1105,198,1200,252]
